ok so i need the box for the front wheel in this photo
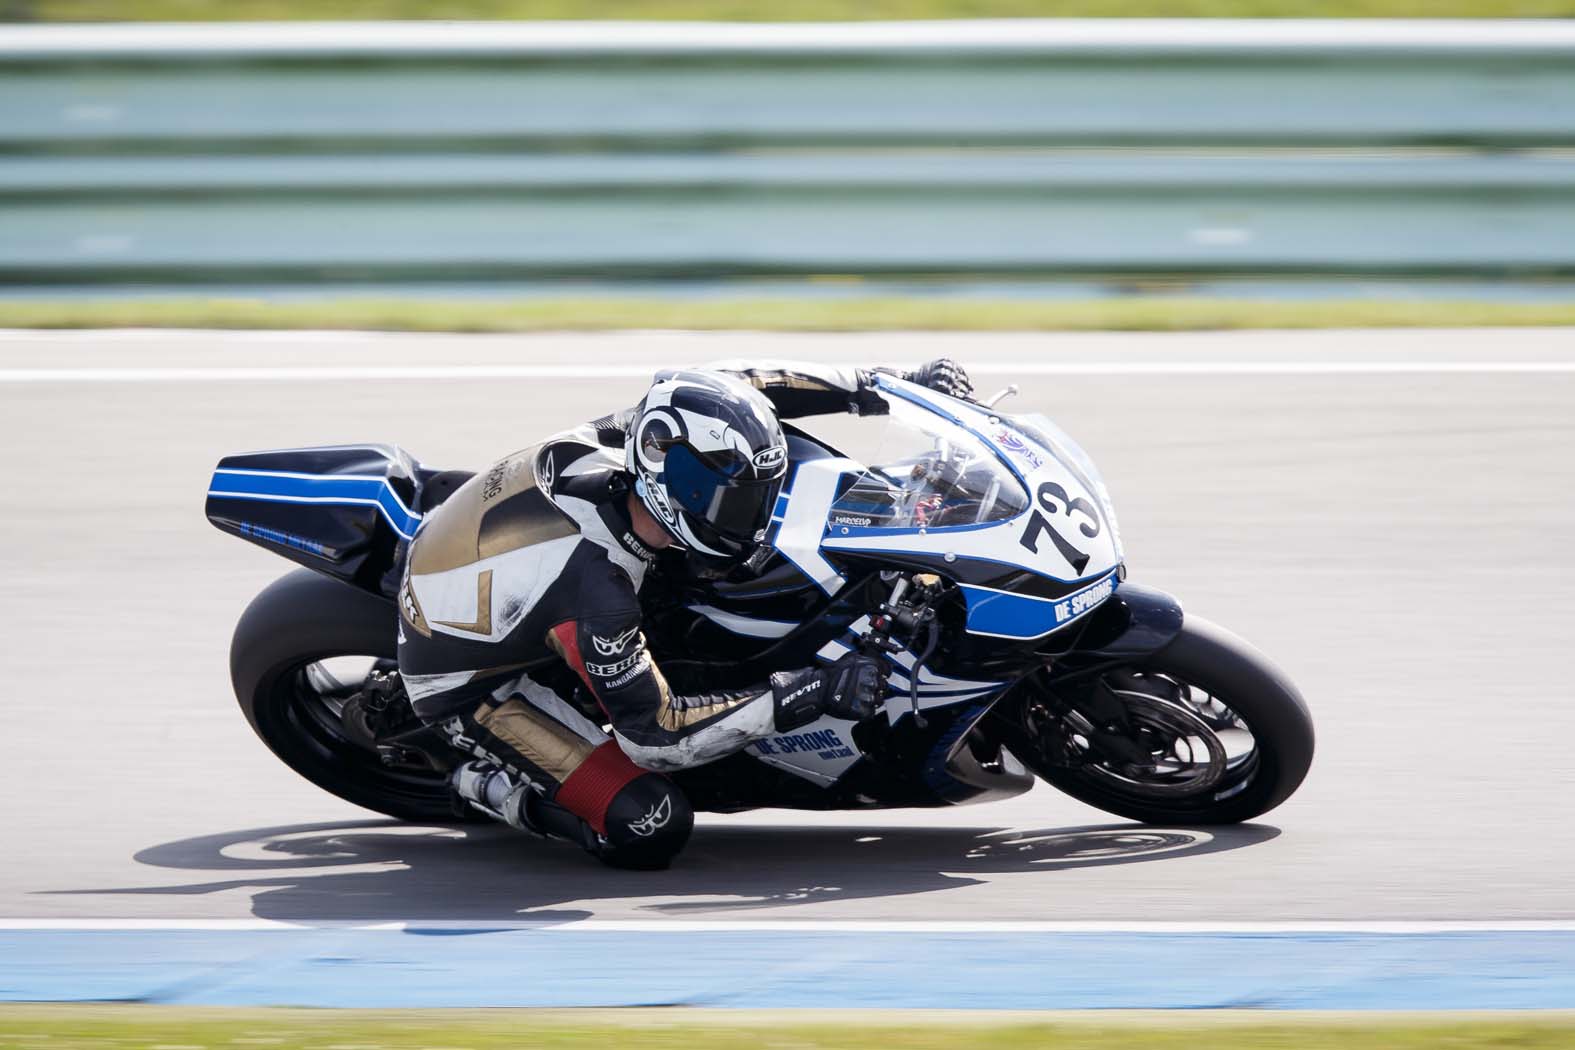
[1002,615,1314,824]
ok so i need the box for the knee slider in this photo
[600,773,694,869]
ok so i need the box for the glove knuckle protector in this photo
[906,357,974,401]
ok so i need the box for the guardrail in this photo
[2,21,1573,287]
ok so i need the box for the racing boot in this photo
[449,761,544,834]
[448,760,607,854]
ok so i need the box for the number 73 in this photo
[1019,481,1100,575]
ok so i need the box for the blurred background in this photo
[3,1,1575,1039]
[0,6,1572,330]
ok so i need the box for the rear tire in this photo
[230,569,464,822]
[1016,615,1314,824]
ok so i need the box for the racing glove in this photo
[866,358,974,405]
[904,358,974,401]
[771,653,889,731]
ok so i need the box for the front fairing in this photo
[819,376,1123,640]
[646,382,1127,804]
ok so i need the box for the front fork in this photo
[983,581,1186,771]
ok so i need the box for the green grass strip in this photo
[25,0,1575,22]
[1,297,1574,332]
[3,1006,1575,1049]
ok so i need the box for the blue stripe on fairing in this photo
[960,570,1118,639]
[208,469,422,540]
[2,927,1573,1008]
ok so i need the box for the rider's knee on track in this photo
[596,773,694,870]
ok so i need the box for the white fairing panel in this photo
[771,456,860,595]
[818,377,1123,640]
[816,619,1005,725]
[746,714,863,786]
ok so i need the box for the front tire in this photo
[1010,615,1314,824]
[230,570,462,822]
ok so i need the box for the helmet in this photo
[627,370,788,561]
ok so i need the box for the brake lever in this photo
[982,383,1019,409]
[863,574,944,728]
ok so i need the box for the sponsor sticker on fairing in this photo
[1052,573,1117,624]
[753,726,855,760]
[995,428,1044,470]
[238,521,331,557]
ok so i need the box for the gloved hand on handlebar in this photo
[903,358,974,402]
[771,653,889,731]
[857,359,975,415]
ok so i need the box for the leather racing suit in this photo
[395,361,901,867]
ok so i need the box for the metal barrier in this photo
[2,21,1573,286]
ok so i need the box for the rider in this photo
[395,359,974,869]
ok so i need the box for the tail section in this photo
[206,443,429,596]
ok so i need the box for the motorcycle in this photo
[207,373,1313,831]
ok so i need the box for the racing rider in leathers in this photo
[395,359,974,868]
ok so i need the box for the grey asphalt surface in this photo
[2,328,1573,924]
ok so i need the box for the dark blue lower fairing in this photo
[205,444,467,598]
[1045,581,1185,659]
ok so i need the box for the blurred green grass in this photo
[11,0,1575,21]
[1,296,1573,331]
[3,1006,1575,1049]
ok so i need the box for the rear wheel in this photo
[230,570,467,822]
[1004,615,1314,824]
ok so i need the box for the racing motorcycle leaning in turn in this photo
[207,371,1314,866]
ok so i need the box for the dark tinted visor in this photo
[641,431,758,479]
[665,443,780,543]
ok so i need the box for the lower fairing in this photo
[669,686,1034,813]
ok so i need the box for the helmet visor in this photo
[665,443,780,546]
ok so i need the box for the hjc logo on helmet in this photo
[751,445,787,471]
[639,470,679,525]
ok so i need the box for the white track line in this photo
[6,19,1575,55]
[3,918,1574,932]
[6,20,1574,54]
[5,362,1575,384]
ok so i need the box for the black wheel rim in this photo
[1031,668,1263,808]
[257,653,452,813]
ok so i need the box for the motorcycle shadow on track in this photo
[51,820,1278,924]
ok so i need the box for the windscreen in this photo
[826,394,1028,531]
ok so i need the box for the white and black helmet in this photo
[627,370,789,560]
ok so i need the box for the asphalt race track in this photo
[3,327,1574,926]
